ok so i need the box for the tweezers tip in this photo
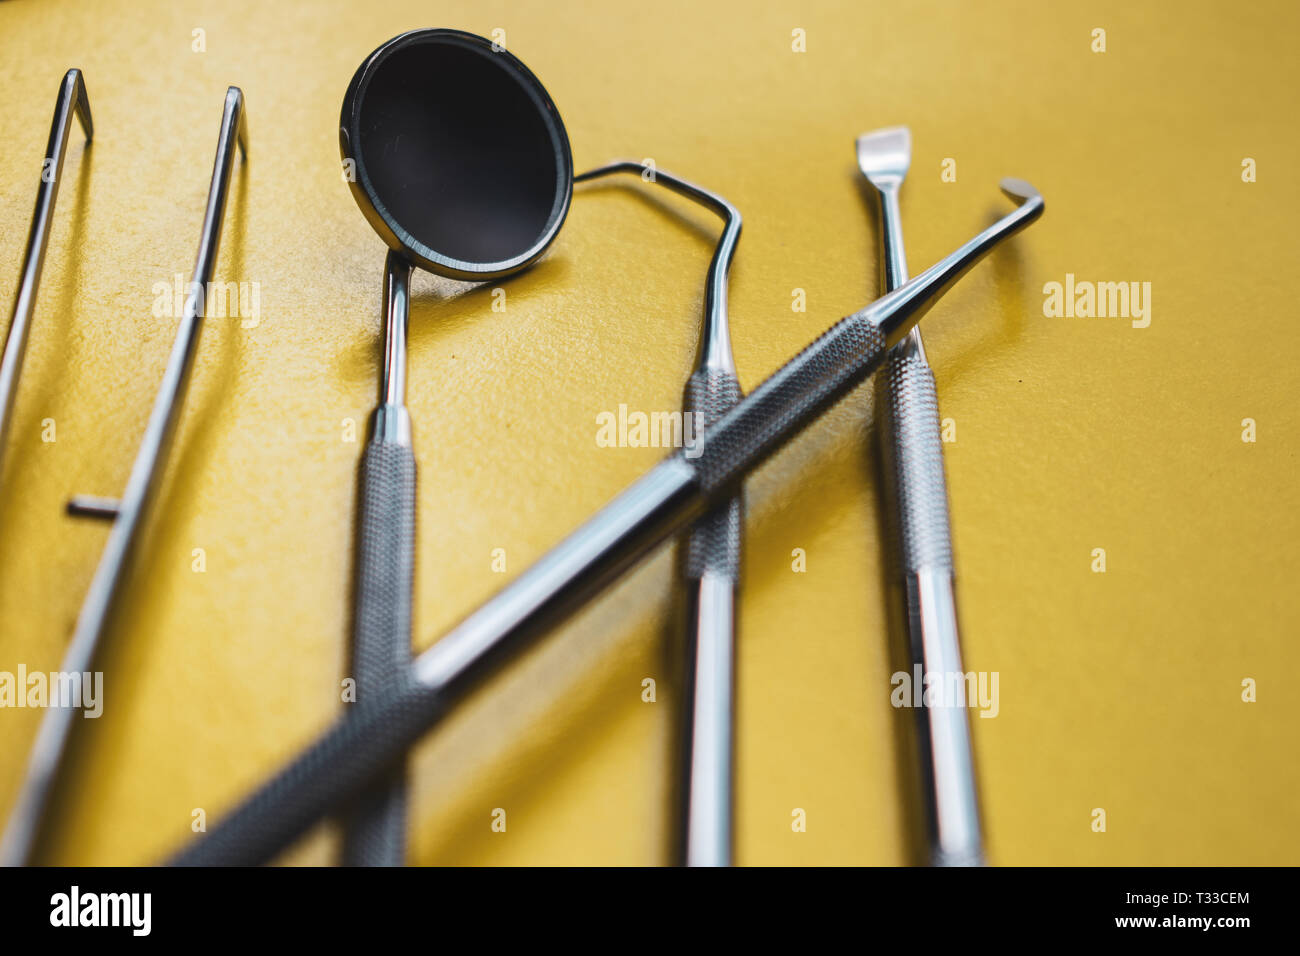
[225,86,250,161]
[64,68,94,142]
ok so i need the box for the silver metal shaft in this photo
[0,69,93,479]
[372,250,412,445]
[0,88,248,867]
[682,571,735,864]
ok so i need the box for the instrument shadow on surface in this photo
[739,393,919,864]
[406,549,677,865]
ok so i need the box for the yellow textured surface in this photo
[0,0,1296,866]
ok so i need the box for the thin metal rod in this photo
[680,571,735,865]
[0,69,93,478]
[371,251,412,445]
[881,186,928,362]
[0,87,248,867]
[380,250,410,409]
[66,494,121,520]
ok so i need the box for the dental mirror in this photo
[336,28,573,865]
[341,28,573,279]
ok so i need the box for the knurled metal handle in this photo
[683,368,743,581]
[340,438,416,866]
[884,348,984,865]
[174,677,442,866]
[885,349,953,574]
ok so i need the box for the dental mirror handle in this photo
[679,367,743,867]
[341,250,415,866]
[168,183,1043,866]
[874,182,984,867]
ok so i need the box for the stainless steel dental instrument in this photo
[336,28,574,866]
[575,160,744,867]
[857,127,984,866]
[0,87,248,867]
[0,69,93,480]
[168,178,1043,867]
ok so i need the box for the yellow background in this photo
[0,0,1296,865]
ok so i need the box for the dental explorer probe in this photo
[576,160,744,866]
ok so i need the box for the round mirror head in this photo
[341,29,574,280]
